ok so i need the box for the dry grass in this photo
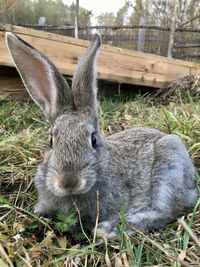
[0,93,199,266]
[154,74,200,103]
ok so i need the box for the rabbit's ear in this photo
[6,32,73,122]
[71,34,101,114]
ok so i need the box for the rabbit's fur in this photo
[6,33,198,238]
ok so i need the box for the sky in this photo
[64,0,128,24]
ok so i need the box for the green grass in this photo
[0,95,199,266]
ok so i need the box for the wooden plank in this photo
[1,23,200,68]
[0,23,200,94]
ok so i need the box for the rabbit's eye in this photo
[49,132,53,148]
[49,136,53,148]
[91,132,97,148]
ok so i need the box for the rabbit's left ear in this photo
[71,34,101,115]
[6,32,73,122]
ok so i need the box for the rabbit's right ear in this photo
[6,32,73,122]
[71,34,101,115]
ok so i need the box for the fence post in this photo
[167,0,178,58]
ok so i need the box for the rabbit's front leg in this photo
[34,200,57,218]
[34,189,60,218]
[95,220,119,239]
[34,190,72,218]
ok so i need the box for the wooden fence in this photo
[18,24,200,62]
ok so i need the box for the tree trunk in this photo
[167,0,178,58]
[75,0,79,39]
[138,16,146,52]
[138,0,148,52]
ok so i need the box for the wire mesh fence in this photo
[19,24,200,62]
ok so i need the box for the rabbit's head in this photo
[6,33,107,197]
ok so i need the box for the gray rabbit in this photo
[6,32,198,238]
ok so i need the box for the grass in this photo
[0,94,200,266]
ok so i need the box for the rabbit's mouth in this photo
[47,176,96,197]
[37,161,98,197]
[49,179,94,197]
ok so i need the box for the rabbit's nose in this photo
[58,172,79,190]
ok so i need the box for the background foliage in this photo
[1,0,200,28]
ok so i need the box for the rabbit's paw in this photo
[34,202,55,218]
[95,221,118,239]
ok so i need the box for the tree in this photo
[74,0,79,38]
[96,12,116,26]
[167,0,178,57]
[178,0,200,28]
[137,0,149,52]
[0,0,92,26]
[0,0,24,23]
[69,2,92,27]
[129,0,144,25]
[14,0,34,24]
[115,0,132,26]
[96,12,116,37]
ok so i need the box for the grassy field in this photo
[0,93,199,266]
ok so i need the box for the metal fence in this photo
[19,24,200,62]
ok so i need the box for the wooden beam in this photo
[0,23,200,98]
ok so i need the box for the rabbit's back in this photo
[106,127,198,224]
[106,127,165,188]
[107,126,197,190]
[107,127,165,151]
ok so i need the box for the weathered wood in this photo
[0,23,200,99]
